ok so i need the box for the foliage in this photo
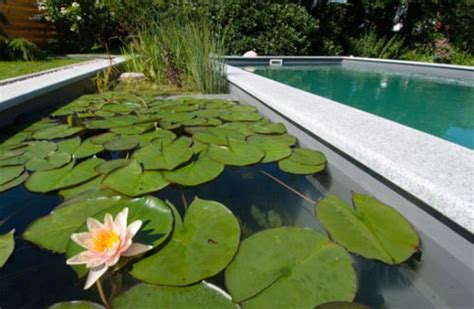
[38,0,118,51]
[350,28,406,59]
[122,18,226,93]
[7,38,45,61]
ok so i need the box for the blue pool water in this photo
[253,65,474,149]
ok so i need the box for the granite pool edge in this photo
[226,64,474,236]
[0,56,125,112]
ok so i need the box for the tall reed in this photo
[121,18,227,94]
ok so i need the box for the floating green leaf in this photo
[110,123,154,135]
[0,172,28,192]
[316,194,420,264]
[208,139,264,166]
[24,194,126,253]
[48,301,104,309]
[132,137,193,170]
[104,135,140,151]
[25,157,104,193]
[58,175,105,200]
[95,159,131,175]
[0,166,24,185]
[247,133,297,147]
[249,122,286,134]
[137,129,176,147]
[57,137,104,159]
[0,230,15,268]
[225,227,356,308]
[113,282,235,309]
[32,124,85,139]
[163,156,224,186]
[85,115,138,129]
[26,152,71,171]
[131,197,240,286]
[89,132,117,145]
[25,141,57,159]
[193,127,245,146]
[220,111,262,122]
[102,160,169,197]
[66,196,174,277]
[248,139,292,163]
[278,148,326,174]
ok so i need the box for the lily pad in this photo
[208,139,264,166]
[104,135,140,151]
[95,159,131,175]
[110,123,154,135]
[112,282,235,309]
[66,196,174,277]
[57,137,104,159]
[219,123,254,137]
[132,137,193,170]
[0,172,28,192]
[24,194,126,253]
[278,148,326,174]
[247,133,297,147]
[26,152,71,171]
[316,194,420,264]
[131,197,240,286]
[89,132,117,145]
[163,156,224,186]
[220,111,262,122]
[32,124,85,140]
[249,122,286,134]
[315,301,369,309]
[137,129,176,147]
[85,115,138,129]
[247,139,292,163]
[25,141,57,159]
[25,157,104,193]
[102,160,169,197]
[0,230,15,268]
[0,166,24,185]
[193,128,245,145]
[59,175,105,200]
[49,301,104,309]
[225,227,356,308]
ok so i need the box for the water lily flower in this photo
[66,208,152,289]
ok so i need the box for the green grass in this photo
[0,58,90,81]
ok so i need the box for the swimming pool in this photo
[253,65,474,149]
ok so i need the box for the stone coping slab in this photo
[0,56,125,112]
[226,64,474,235]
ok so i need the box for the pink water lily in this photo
[66,208,152,289]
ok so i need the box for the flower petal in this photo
[66,250,91,265]
[114,207,129,234]
[121,243,152,257]
[84,265,108,290]
[87,218,103,231]
[126,220,142,238]
[104,213,115,231]
[70,232,93,250]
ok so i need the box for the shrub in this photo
[8,38,45,61]
[122,18,226,94]
[350,28,406,59]
[38,0,118,52]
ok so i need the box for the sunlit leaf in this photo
[208,139,264,166]
[225,227,356,308]
[48,301,104,309]
[26,152,71,171]
[32,124,85,140]
[316,194,420,264]
[163,156,224,186]
[0,166,24,185]
[104,135,140,151]
[0,230,15,268]
[131,197,240,285]
[278,148,326,174]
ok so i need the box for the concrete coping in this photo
[226,64,474,235]
[0,56,125,112]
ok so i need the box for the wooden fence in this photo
[0,0,55,46]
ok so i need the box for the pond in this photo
[0,92,430,308]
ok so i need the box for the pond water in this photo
[0,94,436,308]
[253,65,474,149]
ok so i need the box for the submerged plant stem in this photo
[96,279,109,308]
[260,170,316,205]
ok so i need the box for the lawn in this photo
[0,58,90,81]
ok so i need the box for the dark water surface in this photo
[254,65,474,149]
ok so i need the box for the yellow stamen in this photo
[91,228,120,252]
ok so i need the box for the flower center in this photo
[91,228,120,252]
